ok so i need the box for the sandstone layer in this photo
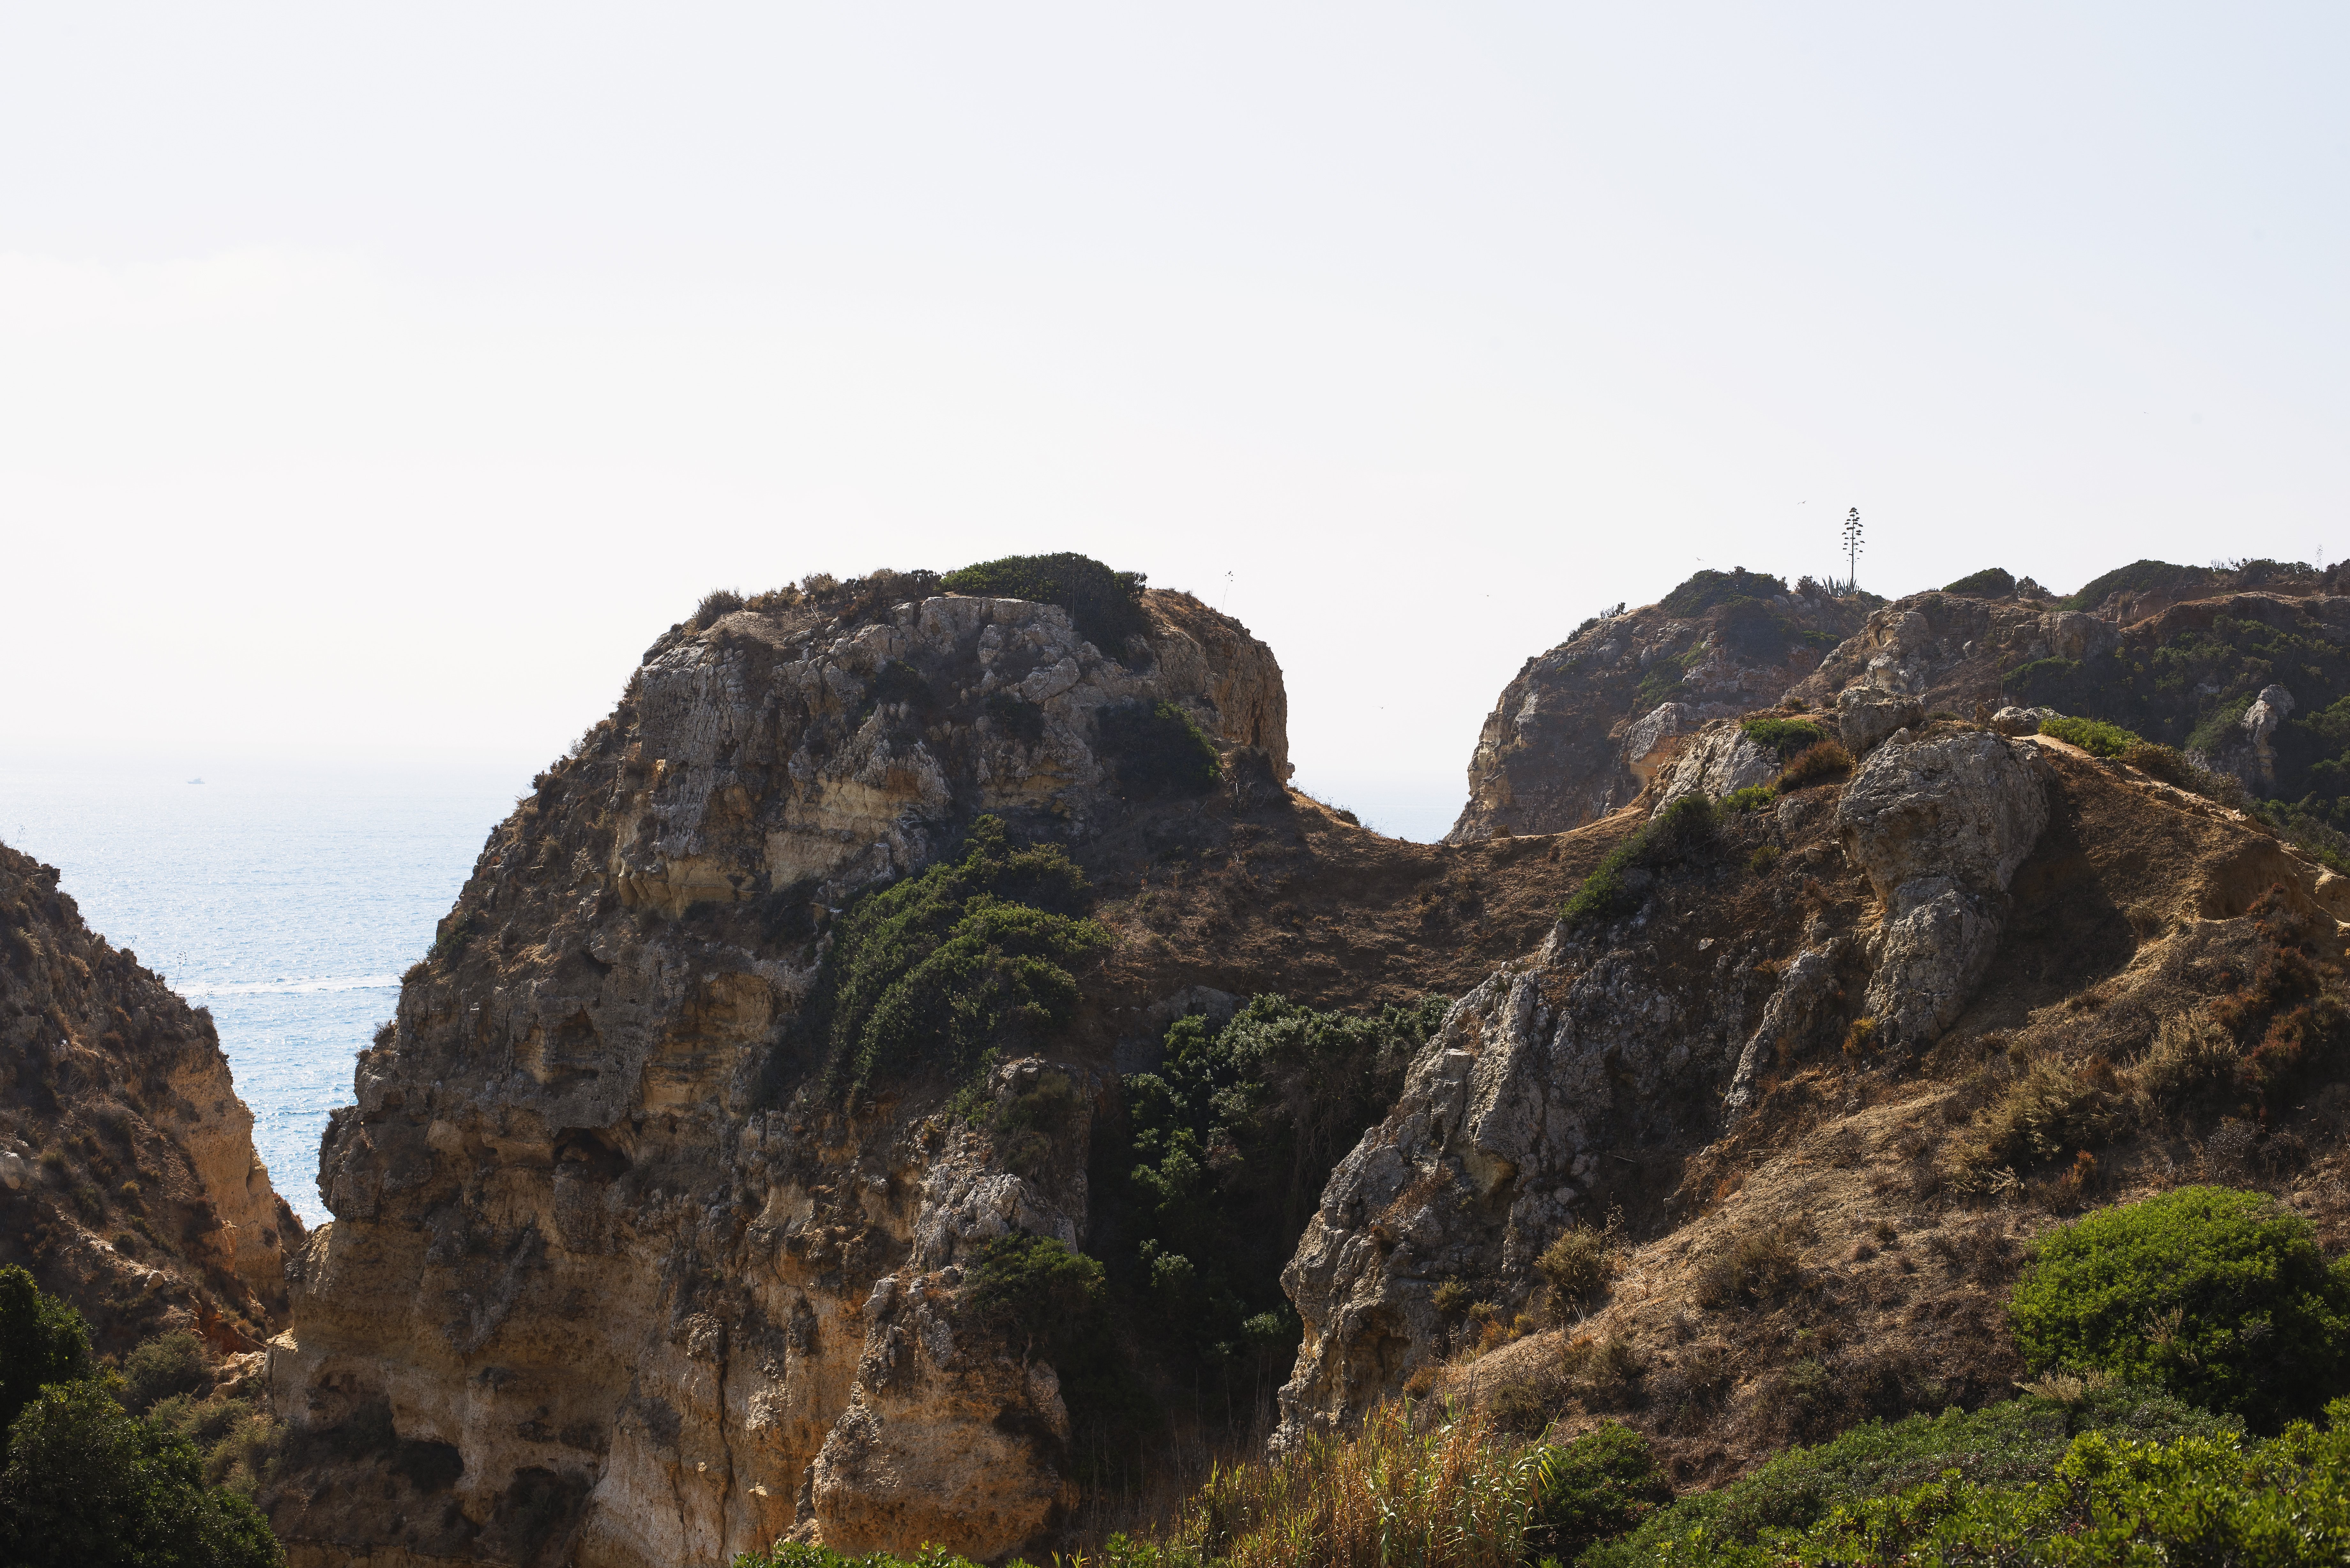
[0,839,300,1354]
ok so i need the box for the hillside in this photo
[251,553,2350,1567]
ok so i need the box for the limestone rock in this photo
[1990,705,2041,736]
[1448,580,1870,841]
[1834,688,1927,757]
[1650,720,1778,816]
[1836,730,2049,1048]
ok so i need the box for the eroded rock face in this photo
[1448,584,1870,842]
[1836,730,2050,1049]
[1649,721,1776,817]
[0,841,299,1352]
[267,589,1285,1566]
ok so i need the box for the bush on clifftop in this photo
[941,553,1152,654]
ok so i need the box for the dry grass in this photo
[1693,1224,1807,1309]
[1535,1222,1620,1315]
[1173,1400,1557,1568]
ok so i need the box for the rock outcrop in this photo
[1835,731,2050,1049]
[1448,574,1871,842]
[1275,729,2330,1448]
[264,584,1293,1567]
[0,840,300,1353]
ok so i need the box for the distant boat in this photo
[187,778,204,785]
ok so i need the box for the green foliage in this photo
[1562,796,1719,928]
[2008,1186,2350,1428]
[2063,558,2214,612]
[1944,567,2017,597]
[1724,785,1776,813]
[123,1330,211,1413]
[1097,701,1223,798]
[964,1233,1106,1362]
[815,816,1109,1093]
[1740,716,1827,760]
[2037,713,2144,758]
[939,552,1151,654]
[1747,843,1784,875]
[1588,1382,2229,1565]
[1118,994,1448,1361]
[0,1266,91,1436]
[1636,649,1702,711]
[1613,1404,2350,1566]
[1,1380,282,1568]
[2001,655,2082,707]
[1662,568,1790,618]
[1717,597,1833,660]
[1521,1422,1673,1561]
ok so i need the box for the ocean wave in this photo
[175,975,402,1000]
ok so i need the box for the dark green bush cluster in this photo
[1119,994,1448,1361]
[1587,1380,2230,1565]
[2009,1186,2350,1429]
[1740,715,1827,760]
[815,816,1109,1093]
[1561,796,1719,928]
[1944,567,2017,597]
[1716,597,1836,660]
[1524,1421,1673,1563]
[1661,567,1789,618]
[0,1268,281,1567]
[1097,701,1223,798]
[963,1232,1107,1364]
[940,552,1151,654]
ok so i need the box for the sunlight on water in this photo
[0,764,515,1223]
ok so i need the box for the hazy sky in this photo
[5,4,2346,839]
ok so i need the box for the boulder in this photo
[1837,730,2049,1047]
[1834,688,1926,756]
[1990,705,2040,736]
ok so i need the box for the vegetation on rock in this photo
[940,552,1152,654]
[1098,700,1224,798]
[812,816,1110,1093]
[1561,796,1718,927]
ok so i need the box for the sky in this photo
[4,4,2347,841]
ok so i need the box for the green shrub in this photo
[2009,1186,2350,1428]
[939,552,1150,654]
[122,1330,210,1413]
[1587,1381,2229,1565]
[1747,844,1784,875]
[1096,701,1222,798]
[1662,568,1789,618]
[2038,712,2144,758]
[1725,785,1776,813]
[1524,1421,1672,1562]
[963,1233,1106,1363]
[1120,994,1446,1360]
[1562,796,1719,928]
[1740,716,1827,760]
[0,1381,281,1568]
[1776,739,1854,790]
[816,816,1108,1092]
[0,1266,91,1435]
[1944,567,2017,597]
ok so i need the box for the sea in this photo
[0,764,517,1224]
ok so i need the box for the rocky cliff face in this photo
[1447,573,1871,843]
[0,840,299,1355]
[1277,724,2348,1447]
[263,584,1309,1567]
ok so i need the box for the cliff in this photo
[1447,570,1872,843]
[0,839,301,1356]
[262,573,1583,1567]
